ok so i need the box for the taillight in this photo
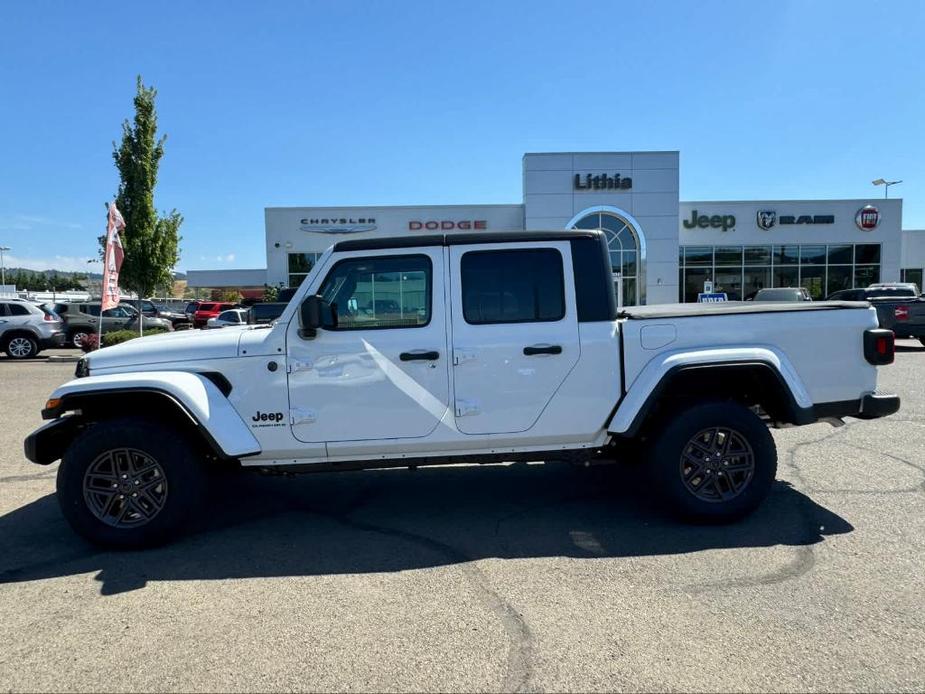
[894,305,910,321]
[43,313,56,321]
[864,329,895,365]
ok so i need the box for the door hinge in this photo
[290,408,317,425]
[453,349,477,366]
[287,358,314,373]
[455,399,480,417]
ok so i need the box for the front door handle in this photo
[523,344,562,356]
[400,350,440,361]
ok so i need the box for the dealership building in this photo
[188,151,922,304]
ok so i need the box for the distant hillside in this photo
[5,268,185,292]
[7,267,102,280]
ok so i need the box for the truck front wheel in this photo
[56,418,206,549]
[647,401,777,522]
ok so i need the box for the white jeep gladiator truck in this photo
[25,231,900,548]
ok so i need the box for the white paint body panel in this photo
[619,307,880,410]
[285,247,451,443]
[448,240,580,434]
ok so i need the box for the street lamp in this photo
[0,246,9,287]
[872,178,902,199]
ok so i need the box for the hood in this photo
[86,326,251,372]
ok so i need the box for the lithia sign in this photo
[574,173,632,190]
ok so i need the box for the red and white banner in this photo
[101,202,126,311]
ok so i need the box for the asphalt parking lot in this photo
[1,345,923,692]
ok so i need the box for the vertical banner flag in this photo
[101,202,126,311]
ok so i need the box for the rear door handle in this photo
[523,344,562,356]
[400,350,440,361]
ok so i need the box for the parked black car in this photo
[826,286,925,346]
[136,299,191,329]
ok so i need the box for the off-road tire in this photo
[647,401,777,523]
[3,333,38,359]
[56,417,207,549]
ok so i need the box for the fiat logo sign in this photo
[856,205,880,231]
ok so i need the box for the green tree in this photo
[110,76,182,330]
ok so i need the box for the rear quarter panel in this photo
[621,306,880,405]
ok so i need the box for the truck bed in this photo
[620,301,869,320]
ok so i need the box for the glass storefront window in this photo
[715,247,743,266]
[827,266,853,295]
[775,246,800,265]
[774,266,799,288]
[744,246,771,264]
[684,247,713,266]
[901,268,923,291]
[855,244,881,264]
[683,268,712,302]
[855,266,880,287]
[743,267,771,299]
[800,266,825,299]
[827,245,853,264]
[800,246,826,265]
[287,252,322,289]
[714,268,742,300]
[621,250,637,277]
[680,243,883,303]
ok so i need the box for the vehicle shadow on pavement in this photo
[0,463,852,595]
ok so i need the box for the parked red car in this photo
[192,302,237,328]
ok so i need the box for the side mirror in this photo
[299,295,322,339]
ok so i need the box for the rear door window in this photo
[460,248,565,324]
[7,303,31,316]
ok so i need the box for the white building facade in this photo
[191,151,918,302]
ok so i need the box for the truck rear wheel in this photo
[647,401,777,522]
[56,417,206,549]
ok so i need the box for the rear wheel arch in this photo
[628,361,809,438]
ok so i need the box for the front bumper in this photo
[24,416,82,465]
[814,392,901,421]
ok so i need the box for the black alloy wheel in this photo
[646,401,777,522]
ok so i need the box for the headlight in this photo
[75,358,89,378]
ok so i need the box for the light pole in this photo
[0,246,9,287]
[872,178,902,199]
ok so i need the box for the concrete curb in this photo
[46,355,81,363]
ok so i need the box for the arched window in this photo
[568,207,645,305]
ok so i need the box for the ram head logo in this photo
[756,210,776,230]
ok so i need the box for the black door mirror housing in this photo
[299,295,322,339]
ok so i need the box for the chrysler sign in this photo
[300,217,377,234]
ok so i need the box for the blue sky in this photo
[0,0,922,274]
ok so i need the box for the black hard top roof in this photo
[332,230,602,252]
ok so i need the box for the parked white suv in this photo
[25,231,899,547]
[0,299,65,358]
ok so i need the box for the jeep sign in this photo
[683,210,736,232]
